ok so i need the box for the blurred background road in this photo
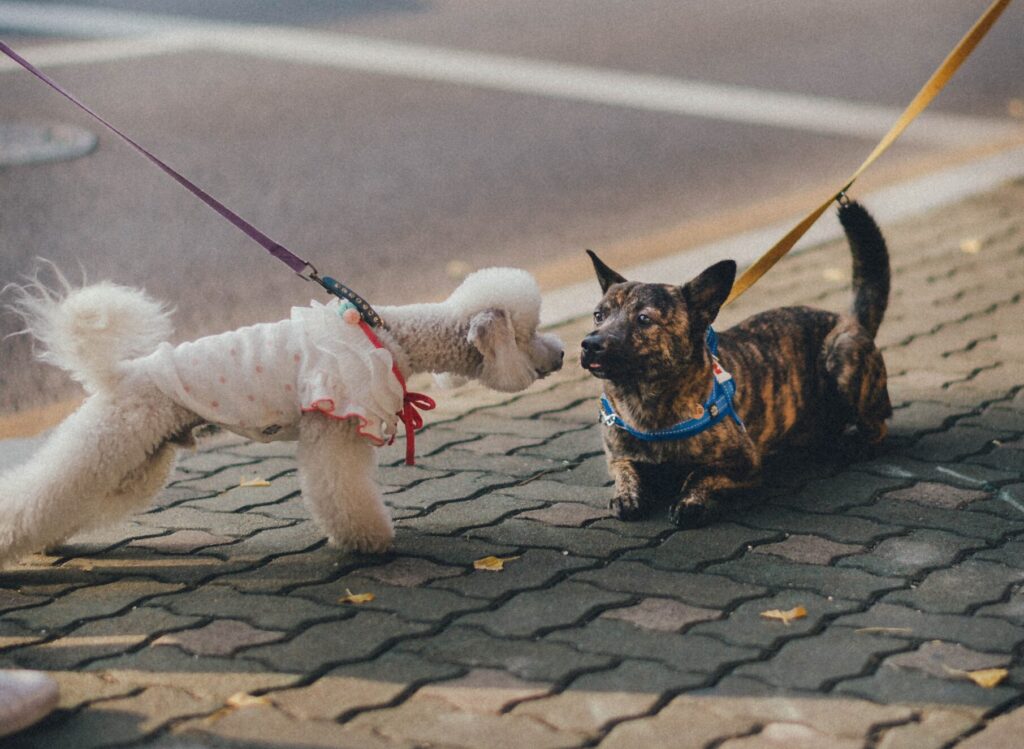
[1,0,1022,421]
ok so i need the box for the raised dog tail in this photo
[840,201,890,339]
[6,269,173,394]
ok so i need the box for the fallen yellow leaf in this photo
[205,692,271,723]
[959,238,982,254]
[822,267,847,282]
[943,665,1009,688]
[338,588,375,605]
[473,555,521,572]
[239,478,272,488]
[759,606,807,625]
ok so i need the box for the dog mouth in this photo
[580,352,613,379]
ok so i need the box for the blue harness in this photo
[599,327,744,442]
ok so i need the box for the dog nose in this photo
[581,334,604,354]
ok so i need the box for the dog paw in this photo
[329,532,394,555]
[669,499,712,529]
[610,493,645,521]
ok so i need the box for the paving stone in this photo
[415,668,552,714]
[835,662,1019,710]
[210,544,352,593]
[5,579,183,632]
[0,617,44,650]
[882,481,990,509]
[397,493,546,535]
[0,587,50,614]
[888,400,965,435]
[738,508,900,545]
[390,531,520,568]
[468,517,647,557]
[10,604,201,671]
[14,684,215,749]
[621,522,784,571]
[548,453,613,487]
[573,561,766,608]
[687,591,860,650]
[973,585,1024,622]
[849,498,1011,542]
[752,534,864,565]
[907,425,1008,462]
[772,472,907,514]
[599,596,720,632]
[240,611,431,674]
[882,559,1024,613]
[346,694,574,749]
[154,585,339,630]
[876,709,980,749]
[397,625,615,682]
[885,640,1010,679]
[732,628,910,690]
[357,556,465,588]
[153,618,285,657]
[598,696,759,748]
[957,706,1024,749]
[383,471,504,510]
[516,501,609,526]
[459,580,631,637]
[547,617,759,675]
[176,704,411,749]
[269,651,462,720]
[833,602,1024,652]
[141,505,292,537]
[293,574,485,624]
[433,547,594,599]
[498,478,607,505]
[718,722,863,749]
[129,530,237,554]
[837,529,986,577]
[968,442,1024,472]
[705,555,902,601]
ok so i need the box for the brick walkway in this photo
[2,181,1023,748]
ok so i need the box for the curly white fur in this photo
[0,267,563,565]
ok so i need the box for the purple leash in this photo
[0,39,383,328]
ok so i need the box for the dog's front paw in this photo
[610,493,645,521]
[329,530,395,555]
[669,497,714,528]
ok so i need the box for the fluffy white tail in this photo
[7,270,173,393]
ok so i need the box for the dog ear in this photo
[586,250,627,293]
[467,308,536,392]
[681,259,736,332]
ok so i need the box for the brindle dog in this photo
[581,201,892,527]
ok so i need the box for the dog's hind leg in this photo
[297,413,394,554]
[824,322,892,444]
[0,386,195,566]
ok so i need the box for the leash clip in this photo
[836,190,851,207]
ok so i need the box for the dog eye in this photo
[637,313,653,326]
[593,310,605,324]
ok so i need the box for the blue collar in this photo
[599,327,744,442]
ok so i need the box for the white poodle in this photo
[0,268,563,564]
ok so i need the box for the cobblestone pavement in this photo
[2,181,1023,748]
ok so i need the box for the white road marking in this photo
[1,2,1018,146]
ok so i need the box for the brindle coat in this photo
[581,202,892,527]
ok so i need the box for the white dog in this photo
[0,268,563,564]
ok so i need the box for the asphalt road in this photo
[1,0,1022,417]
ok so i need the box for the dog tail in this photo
[6,268,173,393]
[840,201,890,339]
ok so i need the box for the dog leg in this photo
[297,413,393,554]
[0,387,194,566]
[824,323,892,445]
[668,441,761,528]
[608,458,650,520]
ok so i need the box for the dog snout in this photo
[581,334,605,355]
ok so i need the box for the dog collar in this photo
[598,327,744,442]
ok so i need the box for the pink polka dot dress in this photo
[132,300,404,444]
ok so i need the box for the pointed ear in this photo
[586,250,627,293]
[681,259,736,331]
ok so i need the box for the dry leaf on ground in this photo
[959,238,982,254]
[473,555,521,572]
[943,665,1009,688]
[759,606,807,625]
[338,588,376,604]
[206,692,272,723]
[238,478,272,488]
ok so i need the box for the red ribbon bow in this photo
[399,390,437,465]
[358,320,436,465]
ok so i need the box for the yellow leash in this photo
[725,0,1014,306]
